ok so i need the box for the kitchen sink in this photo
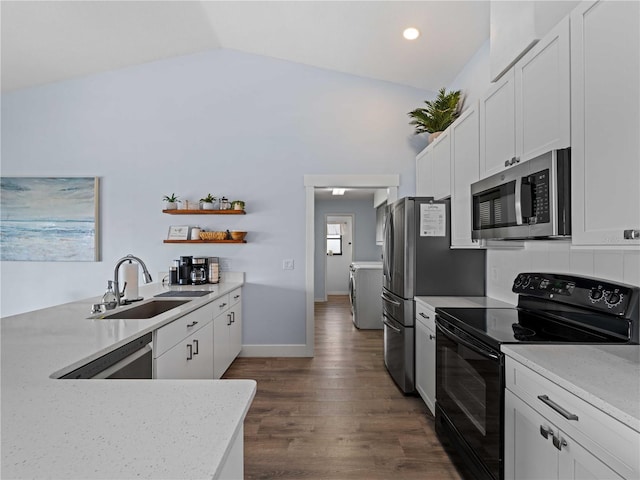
[97,300,190,320]
[154,291,211,298]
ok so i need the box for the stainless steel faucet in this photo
[113,254,153,306]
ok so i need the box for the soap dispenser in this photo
[102,280,118,310]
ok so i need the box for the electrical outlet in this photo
[491,267,499,282]
[219,259,230,271]
[283,259,295,270]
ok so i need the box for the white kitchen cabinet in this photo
[375,203,386,245]
[480,17,570,178]
[505,389,623,480]
[450,102,482,248]
[504,356,639,480]
[155,319,214,379]
[213,288,243,379]
[414,302,436,416]
[416,144,434,197]
[570,0,640,247]
[480,68,516,178]
[431,130,451,201]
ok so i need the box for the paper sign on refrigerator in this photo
[419,203,446,237]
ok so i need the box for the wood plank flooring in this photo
[223,295,463,479]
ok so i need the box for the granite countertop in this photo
[502,344,640,432]
[414,295,515,309]
[1,276,256,479]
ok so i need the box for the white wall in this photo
[1,49,429,350]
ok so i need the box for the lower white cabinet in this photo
[213,288,243,379]
[415,302,436,416]
[155,320,214,379]
[504,356,638,479]
[416,145,434,197]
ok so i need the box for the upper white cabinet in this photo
[431,130,452,201]
[450,102,482,248]
[490,1,579,81]
[480,17,570,178]
[416,144,434,197]
[570,0,640,247]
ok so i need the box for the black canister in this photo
[178,256,193,285]
[169,259,179,285]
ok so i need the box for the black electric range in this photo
[433,273,639,480]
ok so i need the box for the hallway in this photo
[224,295,462,479]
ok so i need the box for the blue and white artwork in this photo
[1,177,99,261]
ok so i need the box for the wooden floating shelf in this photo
[163,239,247,244]
[163,209,246,215]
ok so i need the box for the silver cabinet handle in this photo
[192,339,199,355]
[233,294,240,300]
[537,395,579,421]
[539,425,554,439]
[186,343,193,360]
[624,229,640,239]
[419,312,430,319]
[429,334,435,340]
[552,434,567,451]
[230,311,235,324]
[186,321,198,328]
[219,302,227,309]
[227,313,232,326]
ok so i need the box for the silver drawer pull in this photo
[192,339,199,355]
[429,334,435,340]
[539,425,554,439]
[624,229,640,239]
[552,434,567,451]
[537,395,579,421]
[419,312,430,319]
[186,321,198,328]
[233,295,240,300]
[219,302,227,308]
[186,343,193,360]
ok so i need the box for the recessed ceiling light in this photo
[403,27,420,40]
[332,188,346,195]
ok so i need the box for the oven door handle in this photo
[437,320,500,361]
[381,292,401,306]
[382,315,401,333]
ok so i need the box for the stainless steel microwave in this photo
[471,149,571,240]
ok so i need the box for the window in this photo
[326,223,343,255]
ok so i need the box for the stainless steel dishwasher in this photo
[60,333,153,379]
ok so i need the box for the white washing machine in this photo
[349,261,383,329]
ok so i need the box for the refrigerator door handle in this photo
[381,292,401,306]
[383,210,393,282]
[382,315,401,333]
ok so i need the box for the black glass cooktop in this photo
[436,307,630,350]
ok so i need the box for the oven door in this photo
[435,317,503,480]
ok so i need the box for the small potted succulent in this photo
[162,193,180,210]
[199,193,217,210]
[231,200,245,211]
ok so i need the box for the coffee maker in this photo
[191,257,208,285]
[178,256,193,285]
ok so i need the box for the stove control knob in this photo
[589,288,604,302]
[522,276,532,288]
[514,274,525,288]
[605,292,623,308]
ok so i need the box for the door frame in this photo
[304,174,399,356]
[324,213,354,299]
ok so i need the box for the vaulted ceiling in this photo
[1,0,490,93]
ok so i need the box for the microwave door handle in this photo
[515,176,523,225]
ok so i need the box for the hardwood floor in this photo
[224,295,463,479]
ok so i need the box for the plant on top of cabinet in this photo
[408,88,464,141]
[163,193,180,210]
[199,193,217,210]
[231,200,245,211]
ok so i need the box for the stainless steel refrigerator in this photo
[382,197,486,393]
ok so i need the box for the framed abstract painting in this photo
[0,177,100,261]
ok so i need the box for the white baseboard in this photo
[326,291,349,295]
[239,344,312,357]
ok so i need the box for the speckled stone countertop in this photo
[1,275,256,479]
[414,296,515,309]
[502,345,640,432]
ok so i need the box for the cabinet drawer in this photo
[229,288,242,308]
[415,302,436,331]
[212,294,231,316]
[154,302,214,357]
[505,356,639,479]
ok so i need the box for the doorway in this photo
[304,174,399,356]
[325,215,353,296]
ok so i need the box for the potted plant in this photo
[407,88,464,141]
[199,193,217,210]
[162,193,180,210]
[231,200,245,211]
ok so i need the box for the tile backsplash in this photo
[486,241,640,304]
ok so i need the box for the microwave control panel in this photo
[524,169,550,224]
